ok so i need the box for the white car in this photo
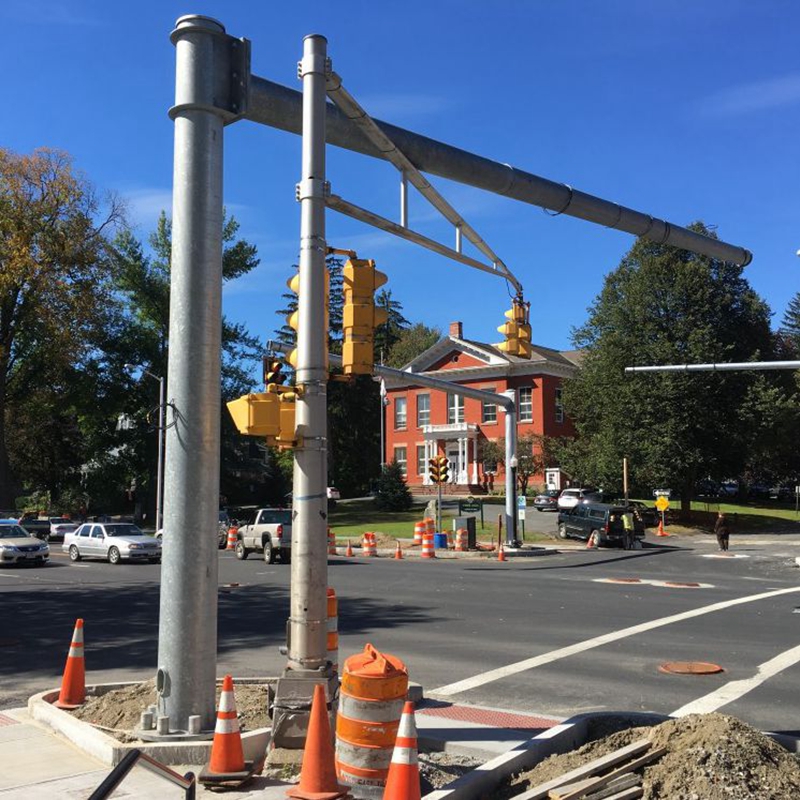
[48,517,78,542]
[63,522,162,565]
[557,488,597,510]
[0,521,50,566]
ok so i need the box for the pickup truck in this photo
[235,508,292,564]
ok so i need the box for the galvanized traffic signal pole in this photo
[270,33,334,747]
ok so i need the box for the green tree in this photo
[561,223,776,520]
[0,148,123,507]
[479,433,561,493]
[374,458,412,511]
[779,292,800,357]
[374,289,409,361]
[386,323,442,367]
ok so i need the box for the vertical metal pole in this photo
[400,171,408,227]
[288,34,329,673]
[156,375,165,531]
[157,15,226,733]
[437,480,442,535]
[623,457,629,507]
[503,392,518,546]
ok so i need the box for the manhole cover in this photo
[606,578,642,584]
[664,581,701,588]
[659,661,724,675]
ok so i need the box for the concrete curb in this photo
[28,682,271,766]
[332,545,557,559]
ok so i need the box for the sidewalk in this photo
[0,701,561,798]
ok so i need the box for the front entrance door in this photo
[446,442,460,484]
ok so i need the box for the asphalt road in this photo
[3,531,800,736]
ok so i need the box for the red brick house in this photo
[382,322,581,493]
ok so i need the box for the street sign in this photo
[459,497,482,514]
[653,489,671,498]
[655,496,670,511]
[517,495,526,521]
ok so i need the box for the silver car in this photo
[0,522,50,566]
[63,522,162,565]
[48,517,78,543]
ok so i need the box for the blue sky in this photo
[2,1,798,365]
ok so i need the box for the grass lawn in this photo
[328,499,555,544]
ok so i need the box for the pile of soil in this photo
[71,679,271,737]
[498,713,800,800]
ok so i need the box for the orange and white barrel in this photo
[362,532,377,557]
[455,529,467,551]
[226,526,238,551]
[327,587,338,672]
[424,517,435,537]
[420,533,436,559]
[328,527,337,555]
[446,530,453,549]
[413,521,425,546]
[336,643,409,797]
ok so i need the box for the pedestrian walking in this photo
[714,512,731,551]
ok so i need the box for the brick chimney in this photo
[449,321,463,338]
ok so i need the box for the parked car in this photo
[63,522,161,564]
[327,486,340,509]
[235,508,292,563]
[47,517,78,543]
[557,502,645,548]
[17,513,52,540]
[533,489,560,511]
[557,488,597,510]
[156,510,231,548]
[0,521,50,566]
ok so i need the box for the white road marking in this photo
[593,579,715,589]
[671,643,800,717]
[431,586,800,697]
[701,553,750,559]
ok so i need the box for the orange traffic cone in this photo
[199,675,254,787]
[657,519,668,537]
[497,545,507,562]
[382,700,421,800]
[287,683,349,799]
[586,532,597,550]
[394,541,403,559]
[345,539,354,557]
[55,618,86,709]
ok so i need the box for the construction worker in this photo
[622,508,636,550]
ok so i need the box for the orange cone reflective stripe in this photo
[382,701,421,800]
[56,618,86,709]
[208,675,246,774]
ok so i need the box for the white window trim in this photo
[416,393,430,427]
[394,396,407,430]
[518,386,533,422]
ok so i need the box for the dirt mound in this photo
[71,680,271,736]
[503,713,800,799]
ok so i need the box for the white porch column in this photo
[471,436,479,484]
[459,437,468,484]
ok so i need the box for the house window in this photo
[447,393,464,424]
[518,387,533,422]
[555,387,564,423]
[416,445,426,475]
[482,387,497,424]
[394,446,407,476]
[394,397,407,430]
[416,394,430,427]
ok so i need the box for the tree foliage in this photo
[560,223,784,518]
[0,148,123,506]
[385,323,441,367]
[374,458,412,511]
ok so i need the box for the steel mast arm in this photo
[246,76,752,266]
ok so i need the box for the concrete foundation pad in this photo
[28,682,271,766]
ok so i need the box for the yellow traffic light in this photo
[263,357,286,388]
[497,298,531,358]
[227,391,299,449]
[285,270,329,371]
[227,392,280,438]
[342,258,388,376]
[428,455,450,484]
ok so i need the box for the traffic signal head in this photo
[263,357,286,388]
[227,390,298,449]
[342,258,388,376]
[428,454,450,483]
[497,298,531,358]
[285,269,330,371]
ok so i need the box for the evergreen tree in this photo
[780,293,800,356]
[374,458,412,511]
[386,323,442,367]
[560,222,779,520]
